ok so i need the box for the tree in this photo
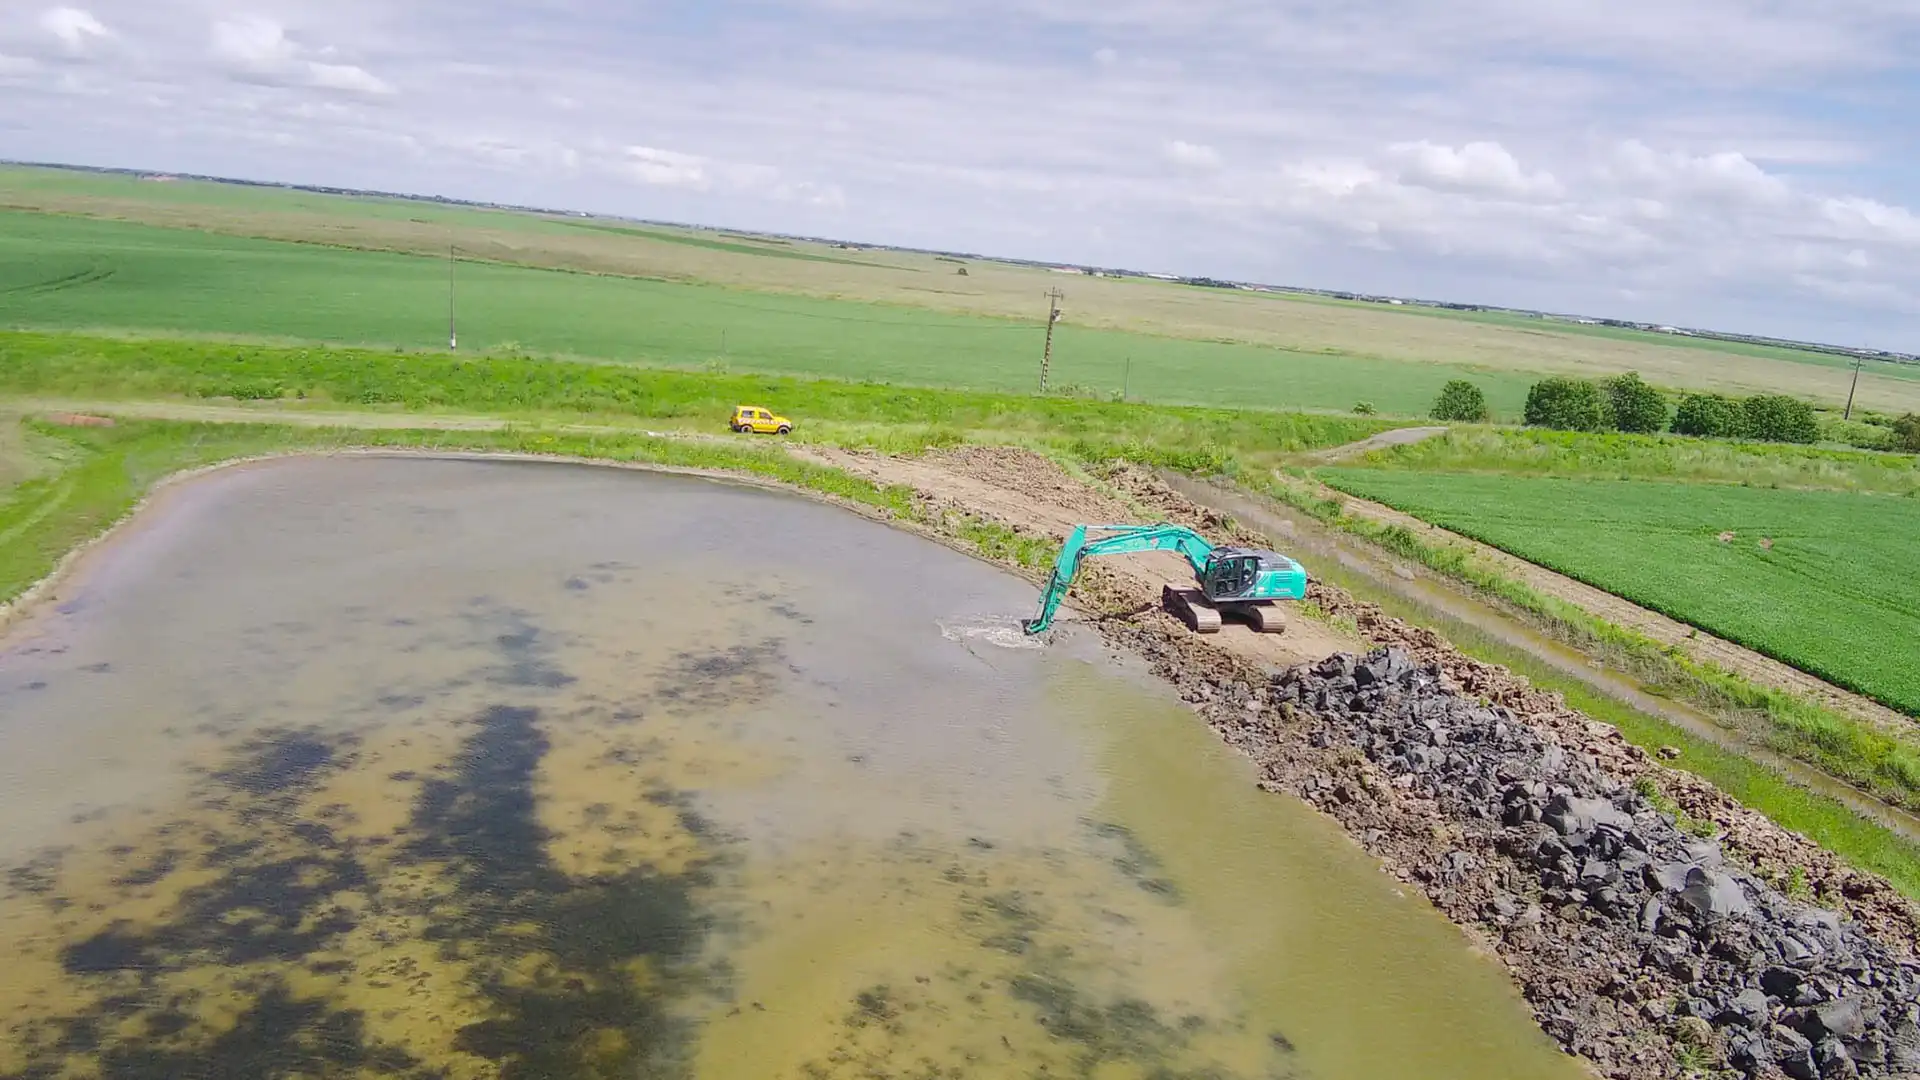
[1742,395,1820,444]
[1523,377,1607,432]
[1430,380,1489,422]
[1671,393,1745,438]
[1892,413,1920,454]
[1603,372,1670,434]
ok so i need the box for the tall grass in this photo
[1352,426,1920,496]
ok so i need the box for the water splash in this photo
[938,616,1047,651]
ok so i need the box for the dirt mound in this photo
[920,446,1124,524]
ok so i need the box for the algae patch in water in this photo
[0,700,734,1080]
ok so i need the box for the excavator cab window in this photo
[1203,554,1259,600]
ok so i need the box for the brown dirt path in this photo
[796,445,1362,668]
[1312,474,1917,730]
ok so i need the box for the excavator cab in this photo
[1202,549,1262,600]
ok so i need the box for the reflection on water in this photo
[0,456,1582,1080]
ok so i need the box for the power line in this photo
[448,239,458,351]
[1039,287,1064,392]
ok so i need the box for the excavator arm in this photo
[1020,524,1215,635]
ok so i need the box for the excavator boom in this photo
[1020,523,1307,635]
[1020,524,1216,635]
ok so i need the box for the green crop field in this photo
[1319,469,1920,717]
[0,210,1538,417]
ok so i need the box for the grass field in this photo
[9,165,1920,413]
[1319,469,1920,722]
[1345,427,1920,496]
[0,211,1540,417]
[0,332,1387,468]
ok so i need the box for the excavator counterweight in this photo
[1020,524,1306,636]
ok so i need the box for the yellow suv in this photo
[730,405,793,435]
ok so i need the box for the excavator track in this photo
[1162,586,1223,634]
[1222,600,1285,634]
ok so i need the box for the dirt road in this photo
[1308,424,1449,462]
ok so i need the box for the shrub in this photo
[1353,401,1376,416]
[1524,377,1607,432]
[1603,372,1670,434]
[1894,414,1920,454]
[1743,395,1820,444]
[1671,393,1746,438]
[1430,380,1489,422]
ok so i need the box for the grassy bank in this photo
[1252,470,1920,811]
[1349,426,1920,496]
[0,332,1387,470]
[1321,468,1920,719]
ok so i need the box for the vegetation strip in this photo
[1319,468,1920,721]
[1251,469,1920,812]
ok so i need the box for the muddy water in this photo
[0,455,1581,1080]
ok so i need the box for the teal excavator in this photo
[1021,524,1308,636]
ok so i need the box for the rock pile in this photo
[1274,648,1920,1079]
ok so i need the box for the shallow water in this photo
[0,456,1581,1080]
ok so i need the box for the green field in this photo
[0,211,1539,417]
[1346,427,1920,496]
[1320,469,1920,718]
[0,332,1385,467]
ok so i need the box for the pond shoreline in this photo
[5,446,1918,1080]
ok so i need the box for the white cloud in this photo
[1818,197,1920,248]
[1163,139,1221,170]
[1607,140,1788,204]
[625,146,709,189]
[212,15,296,68]
[1093,47,1119,66]
[0,53,40,75]
[211,15,393,96]
[39,7,108,50]
[1390,140,1562,199]
[308,62,392,96]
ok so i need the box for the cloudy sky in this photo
[3,1,1917,347]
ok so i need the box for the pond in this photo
[0,455,1584,1080]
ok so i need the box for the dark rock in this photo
[1717,988,1770,1029]
[1772,1025,1818,1080]
[1814,1036,1858,1078]
[1810,998,1867,1041]
[1764,967,1806,999]
[1676,867,1752,920]
[1728,1028,1772,1072]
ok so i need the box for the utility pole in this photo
[1122,355,1132,401]
[1844,356,1864,421]
[1039,287,1064,392]
[447,240,458,351]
